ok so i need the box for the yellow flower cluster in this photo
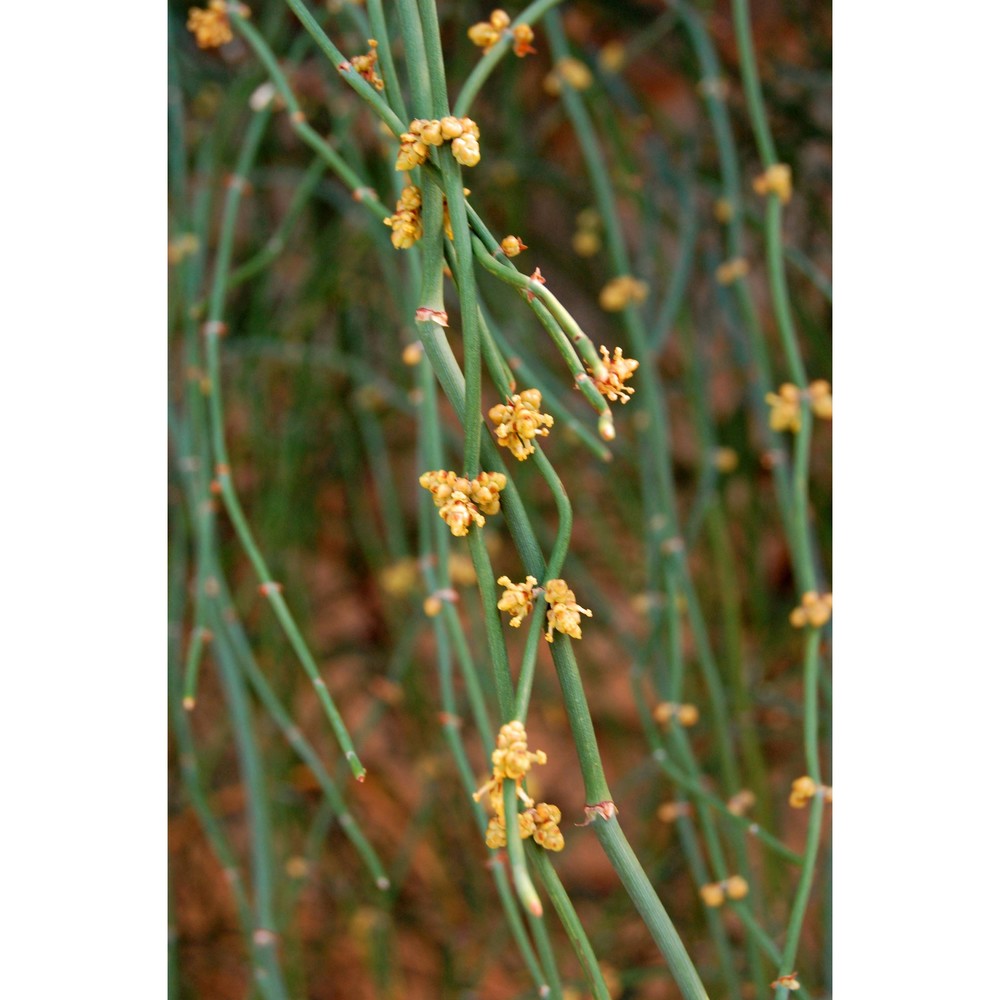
[383,185,423,249]
[497,575,538,628]
[588,346,639,404]
[700,875,749,907]
[753,163,793,204]
[653,702,700,728]
[544,579,592,642]
[187,0,234,49]
[788,776,832,808]
[418,469,506,537]
[488,388,554,461]
[396,117,482,171]
[350,39,384,91]
[544,57,594,94]
[474,722,564,851]
[789,591,832,629]
[716,257,749,285]
[572,208,602,257]
[599,275,648,312]
[765,380,833,432]
[468,10,536,57]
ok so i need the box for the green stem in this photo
[592,818,709,1000]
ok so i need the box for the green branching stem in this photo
[454,0,566,116]
[280,0,407,135]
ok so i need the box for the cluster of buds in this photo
[349,39,384,91]
[474,722,564,851]
[765,380,833,432]
[753,163,793,204]
[544,57,594,94]
[788,776,833,809]
[187,0,243,49]
[598,275,649,312]
[572,208,602,257]
[383,185,423,249]
[468,9,535,57]
[397,117,482,171]
[500,235,528,258]
[653,701,700,728]
[544,579,592,642]
[700,875,749,908]
[716,257,749,286]
[488,388,554,461]
[418,469,506,537]
[789,591,832,629]
[588,346,639,404]
[497,575,538,628]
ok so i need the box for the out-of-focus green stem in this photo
[531,849,611,1000]
[280,0,407,135]
[200,99,365,780]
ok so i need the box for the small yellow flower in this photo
[700,883,725,908]
[653,702,699,728]
[440,116,465,140]
[452,132,481,167]
[765,383,803,432]
[468,21,501,52]
[544,56,593,94]
[753,163,793,205]
[544,579,592,642]
[716,257,749,285]
[713,446,739,473]
[511,23,535,58]
[808,379,833,420]
[379,559,420,597]
[572,230,601,257]
[492,720,547,780]
[497,575,539,628]
[714,198,733,223]
[599,275,648,312]
[724,875,749,900]
[187,0,233,49]
[350,39,384,91]
[383,184,423,249]
[589,346,639,405]
[418,470,507,535]
[598,40,627,73]
[489,9,511,29]
[488,388,554,461]
[395,132,430,171]
[500,235,528,257]
[168,233,200,265]
[529,802,564,851]
[789,591,832,629]
[788,775,817,808]
[401,341,423,366]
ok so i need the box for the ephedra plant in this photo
[169,1,831,997]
